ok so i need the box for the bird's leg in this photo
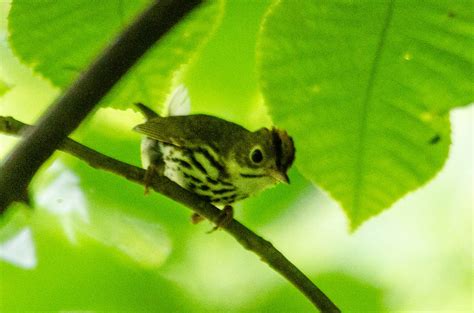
[140,137,164,195]
[143,163,162,195]
[207,205,234,233]
[190,205,234,232]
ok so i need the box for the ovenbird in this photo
[133,85,295,206]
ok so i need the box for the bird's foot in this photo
[143,164,160,195]
[207,205,233,233]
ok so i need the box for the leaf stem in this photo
[0,115,340,312]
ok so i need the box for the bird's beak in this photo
[269,170,290,184]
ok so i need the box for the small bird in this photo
[134,85,295,226]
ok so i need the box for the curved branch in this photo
[0,116,340,312]
[0,0,202,210]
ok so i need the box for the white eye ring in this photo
[249,146,264,164]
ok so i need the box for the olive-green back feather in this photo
[133,114,252,154]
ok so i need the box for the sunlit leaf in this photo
[0,228,36,269]
[8,0,223,110]
[8,0,149,86]
[84,210,171,268]
[34,161,89,243]
[258,0,473,228]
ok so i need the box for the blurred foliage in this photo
[0,79,9,97]
[0,0,473,312]
[183,0,273,128]
[258,0,473,228]
[1,209,201,312]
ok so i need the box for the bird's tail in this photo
[166,84,191,116]
[134,102,160,120]
[134,84,191,120]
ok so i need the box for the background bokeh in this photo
[0,1,472,312]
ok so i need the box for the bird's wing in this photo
[133,114,249,149]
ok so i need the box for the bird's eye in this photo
[250,147,264,164]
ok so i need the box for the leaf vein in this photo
[352,0,396,222]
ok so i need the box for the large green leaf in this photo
[8,0,222,110]
[258,0,473,228]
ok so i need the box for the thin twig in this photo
[0,115,341,313]
[0,0,202,209]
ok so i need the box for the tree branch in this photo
[0,115,340,312]
[0,0,339,310]
[0,0,202,210]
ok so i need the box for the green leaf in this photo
[8,0,223,110]
[8,0,149,87]
[258,0,473,229]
